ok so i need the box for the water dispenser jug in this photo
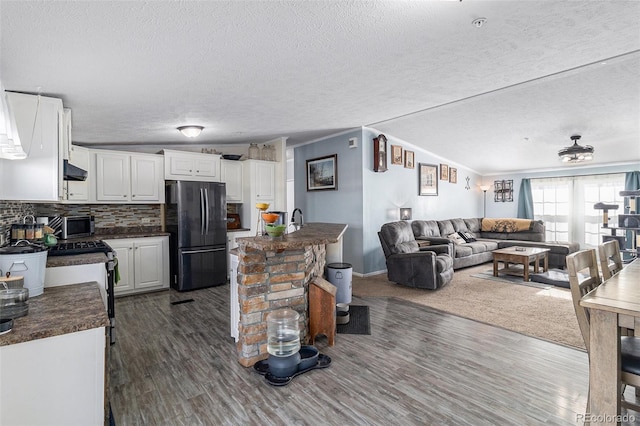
[267,308,300,357]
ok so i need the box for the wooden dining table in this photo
[580,258,640,425]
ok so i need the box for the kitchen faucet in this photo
[291,208,304,229]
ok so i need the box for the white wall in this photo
[361,128,483,273]
[293,127,483,275]
[294,129,365,272]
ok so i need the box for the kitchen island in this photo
[234,222,347,366]
[0,282,109,425]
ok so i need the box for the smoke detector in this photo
[472,17,487,28]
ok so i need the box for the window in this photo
[531,174,625,248]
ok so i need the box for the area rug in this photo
[471,269,552,289]
[352,264,584,350]
[337,305,371,335]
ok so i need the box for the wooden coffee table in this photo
[492,246,550,282]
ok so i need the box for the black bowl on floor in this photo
[298,345,319,370]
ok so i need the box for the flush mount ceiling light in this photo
[558,135,594,163]
[177,125,204,138]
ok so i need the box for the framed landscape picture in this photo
[449,167,457,184]
[391,145,403,165]
[307,154,338,191]
[404,150,414,169]
[419,163,438,196]
[440,164,449,180]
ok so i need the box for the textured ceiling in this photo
[1,0,639,174]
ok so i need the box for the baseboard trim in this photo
[360,270,386,278]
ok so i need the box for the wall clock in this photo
[373,134,388,172]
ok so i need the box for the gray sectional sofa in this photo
[410,218,579,270]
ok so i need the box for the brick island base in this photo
[234,223,347,367]
[236,244,325,366]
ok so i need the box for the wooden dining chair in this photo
[567,249,640,411]
[598,239,624,281]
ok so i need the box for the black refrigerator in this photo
[166,181,227,291]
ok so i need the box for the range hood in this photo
[63,159,88,181]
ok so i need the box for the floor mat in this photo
[337,305,371,335]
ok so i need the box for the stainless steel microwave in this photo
[61,215,95,239]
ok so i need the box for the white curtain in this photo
[531,173,625,248]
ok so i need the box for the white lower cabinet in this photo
[226,230,251,275]
[0,328,106,426]
[230,252,239,341]
[105,236,169,296]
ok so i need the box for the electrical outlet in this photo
[348,137,358,149]
[141,218,151,224]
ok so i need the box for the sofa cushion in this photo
[463,218,482,235]
[475,239,499,251]
[438,220,456,236]
[411,220,441,237]
[450,218,470,233]
[380,221,419,255]
[453,244,473,258]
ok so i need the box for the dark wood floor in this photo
[110,283,598,425]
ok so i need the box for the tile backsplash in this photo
[0,202,37,244]
[0,201,162,243]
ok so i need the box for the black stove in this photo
[48,240,113,256]
[47,239,117,345]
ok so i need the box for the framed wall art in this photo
[404,150,414,169]
[440,164,449,181]
[419,163,438,196]
[307,154,338,191]
[391,145,403,165]
[493,179,513,202]
[449,167,457,184]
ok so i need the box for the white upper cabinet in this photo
[93,150,164,203]
[162,149,220,181]
[95,151,130,202]
[241,160,276,235]
[130,154,163,201]
[253,160,275,200]
[0,92,64,201]
[221,159,243,202]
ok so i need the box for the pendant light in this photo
[177,125,204,138]
[558,135,594,163]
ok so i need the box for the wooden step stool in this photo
[309,277,337,346]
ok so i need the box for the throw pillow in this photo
[458,231,477,243]
[447,232,466,245]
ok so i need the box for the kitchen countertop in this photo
[46,252,108,268]
[47,231,170,267]
[228,228,251,233]
[235,222,347,251]
[0,282,109,347]
[60,231,170,242]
